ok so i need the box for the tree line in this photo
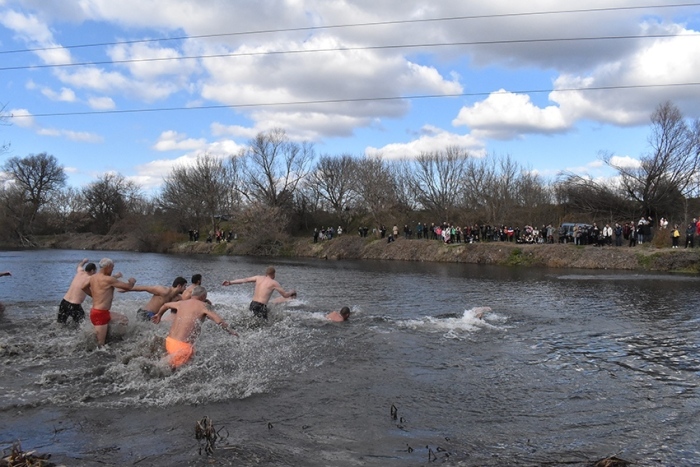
[1,101,699,251]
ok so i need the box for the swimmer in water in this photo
[472,306,491,319]
[152,286,237,369]
[326,306,351,322]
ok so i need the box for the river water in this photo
[0,249,699,466]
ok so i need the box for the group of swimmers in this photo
[57,259,350,369]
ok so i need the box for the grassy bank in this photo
[169,234,700,273]
[33,233,700,273]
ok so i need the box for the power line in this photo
[1,33,697,72]
[8,82,700,120]
[1,2,698,55]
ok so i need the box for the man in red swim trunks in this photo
[152,286,237,369]
[83,258,136,346]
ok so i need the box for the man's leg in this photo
[94,324,109,346]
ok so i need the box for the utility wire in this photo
[1,33,698,72]
[1,2,698,55]
[8,82,700,120]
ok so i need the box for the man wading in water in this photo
[222,266,296,320]
[58,258,98,325]
[152,286,237,369]
[83,258,136,346]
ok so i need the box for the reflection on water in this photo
[1,249,699,466]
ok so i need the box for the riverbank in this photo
[32,232,700,273]
[177,235,700,272]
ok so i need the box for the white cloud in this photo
[107,42,199,80]
[8,108,35,128]
[37,127,103,143]
[41,86,76,102]
[609,155,641,169]
[152,130,207,151]
[211,122,257,139]
[453,90,569,139]
[366,125,484,159]
[88,96,115,110]
[8,108,102,142]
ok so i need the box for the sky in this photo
[1,0,699,194]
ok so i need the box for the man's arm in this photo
[204,309,238,336]
[122,284,166,295]
[76,258,88,273]
[222,276,256,286]
[0,271,10,277]
[152,300,178,323]
[274,285,296,299]
[112,277,137,292]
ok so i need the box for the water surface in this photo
[0,250,698,465]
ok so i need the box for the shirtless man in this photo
[181,274,202,300]
[152,286,237,369]
[124,276,187,321]
[327,307,351,322]
[182,273,212,305]
[83,258,136,346]
[58,258,97,325]
[0,271,10,313]
[221,266,296,319]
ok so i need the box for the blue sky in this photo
[1,1,699,193]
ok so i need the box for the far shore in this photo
[25,232,700,274]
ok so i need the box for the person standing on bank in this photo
[58,258,99,325]
[222,266,296,320]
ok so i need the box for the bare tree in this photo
[354,155,398,226]
[605,101,700,219]
[236,128,314,207]
[409,147,470,215]
[43,186,90,233]
[2,152,66,240]
[82,173,142,234]
[461,156,495,220]
[160,154,236,234]
[307,154,358,213]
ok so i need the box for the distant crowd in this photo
[312,216,700,249]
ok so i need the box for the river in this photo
[0,249,699,466]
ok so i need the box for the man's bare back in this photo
[152,286,236,368]
[154,290,236,343]
[222,267,296,320]
[63,259,95,305]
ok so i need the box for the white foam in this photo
[399,306,501,335]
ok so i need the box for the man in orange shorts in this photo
[152,286,237,369]
[83,258,136,346]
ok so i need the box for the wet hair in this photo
[340,307,351,318]
[98,258,113,269]
[172,276,187,288]
[84,262,97,273]
[191,274,202,285]
[192,285,206,298]
[265,266,276,276]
